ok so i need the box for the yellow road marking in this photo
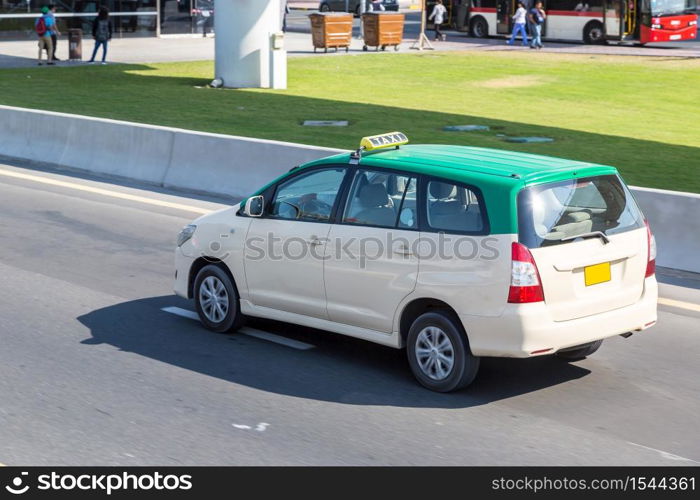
[658,297,700,313]
[0,168,212,215]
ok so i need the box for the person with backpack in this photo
[507,1,529,46]
[528,1,546,49]
[429,0,447,41]
[35,6,54,66]
[88,7,113,64]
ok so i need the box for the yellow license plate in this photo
[584,262,611,286]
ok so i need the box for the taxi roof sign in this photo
[360,132,409,152]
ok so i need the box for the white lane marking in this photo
[161,306,315,350]
[240,327,315,351]
[232,423,269,432]
[162,306,200,321]
[627,442,700,464]
[658,297,700,313]
[0,168,211,215]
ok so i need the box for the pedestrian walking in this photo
[528,1,546,49]
[507,1,528,46]
[429,0,447,41]
[369,0,385,11]
[35,6,54,66]
[88,7,113,65]
[48,4,62,61]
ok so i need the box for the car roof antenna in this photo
[349,146,365,165]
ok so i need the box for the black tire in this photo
[355,4,361,16]
[583,21,605,44]
[319,3,331,12]
[556,340,603,360]
[406,311,480,392]
[193,264,244,333]
[470,16,488,39]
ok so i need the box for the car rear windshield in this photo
[517,174,645,248]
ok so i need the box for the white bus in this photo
[461,0,697,44]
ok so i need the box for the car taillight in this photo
[645,220,656,277]
[508,242,545,303]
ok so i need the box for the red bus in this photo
[458,0,698,44]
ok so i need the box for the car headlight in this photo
[177,224,197,247]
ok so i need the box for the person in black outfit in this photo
[88,7,113,64]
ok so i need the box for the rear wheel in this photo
[194,265,244,333]
[320,3,331,12]
[583,21,605,44]
[556,340,603,360]
[470,16,488,38]
[407,311,480,392]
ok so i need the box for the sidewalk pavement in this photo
[1,30,698,70]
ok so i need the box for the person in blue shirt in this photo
[35,6,54,66]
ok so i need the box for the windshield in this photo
[517,175,645,249]
[649,0,697,16]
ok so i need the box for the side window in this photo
[270,168,346,222]
[343,169,418,229]
[425,180,485,233]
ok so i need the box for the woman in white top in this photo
[507,1,529,46]
[429,0,448,41]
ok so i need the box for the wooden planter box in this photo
[309,13,353,53]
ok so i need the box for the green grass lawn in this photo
[1,52,698,192]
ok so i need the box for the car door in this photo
[243,166,348,319]
[324,168,420,333]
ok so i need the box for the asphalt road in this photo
[0,159,699,466]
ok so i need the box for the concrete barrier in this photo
[0,106,174,184]
[0,105,341,198]
[164,129,341,198]
[632,187,700,274]
[0,104,698,273]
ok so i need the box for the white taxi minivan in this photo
[174,133,658,392]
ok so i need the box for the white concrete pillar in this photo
[214,0,287,89]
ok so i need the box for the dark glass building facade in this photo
[0,0,214,39]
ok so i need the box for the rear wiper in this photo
[560,231,610,244]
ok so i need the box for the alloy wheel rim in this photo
[199,276,229,323]
[415,326,455,381]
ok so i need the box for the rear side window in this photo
[425,180,485,234]
[517,174,645,248]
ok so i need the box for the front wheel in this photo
[556,340,603,360]
[319,3,331,12]
[194,264,244,333]
[407,311,480,392]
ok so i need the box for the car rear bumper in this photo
[463,276,658,358]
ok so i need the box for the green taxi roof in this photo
[252,144,621,234]
[307,145,617,188]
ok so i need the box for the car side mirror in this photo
[244,195,264,217]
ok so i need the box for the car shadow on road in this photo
[78,295,591,409]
